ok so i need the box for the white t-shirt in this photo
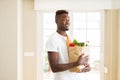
[46,32,82,80]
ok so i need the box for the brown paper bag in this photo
[68,46,84,72]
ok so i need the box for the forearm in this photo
[50,61,79,72]
[48,52,87,73]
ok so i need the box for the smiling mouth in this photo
[66,23,70,26]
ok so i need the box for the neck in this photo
[57,30,67,37]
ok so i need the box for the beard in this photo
[58,25,69,31]
[65,28,69,31]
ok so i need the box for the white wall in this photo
[34,0,112,10]
[0,0,18,80]
[112,0,120,9]
[0,0,22,80]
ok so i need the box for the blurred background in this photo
[0,0,120,80]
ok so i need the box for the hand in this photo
[80,64,91,73]
[77,53,89,65]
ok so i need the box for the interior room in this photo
[0,0,120,80]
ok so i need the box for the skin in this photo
[48,13,90,73]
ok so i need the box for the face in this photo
[56,14,70,31]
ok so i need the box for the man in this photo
[46,10,90,80]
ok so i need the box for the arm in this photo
[48,51,88,73]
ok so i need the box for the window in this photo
[38,11,104,80]
[72,12,102,80]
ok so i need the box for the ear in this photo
[55,18,59,23]
[55,16,60,23]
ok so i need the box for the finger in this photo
[84,55,89,58]
[82,54,88,57]
[85,67,91,72]
[80,53,84,57]
[82,66,91,72]
[84,63,89,67]
[84,63,88,66]
[79,53,84,59]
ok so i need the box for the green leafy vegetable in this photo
[72,39,88,47]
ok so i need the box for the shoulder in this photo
[47,32,59,41]
[46,32,60,45]
[46,32,59,52]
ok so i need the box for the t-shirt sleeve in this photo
[46,38,58,52]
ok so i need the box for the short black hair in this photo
[55,10,68,18]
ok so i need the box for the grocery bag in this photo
[66,35,89,72]
[68,46,83,72]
